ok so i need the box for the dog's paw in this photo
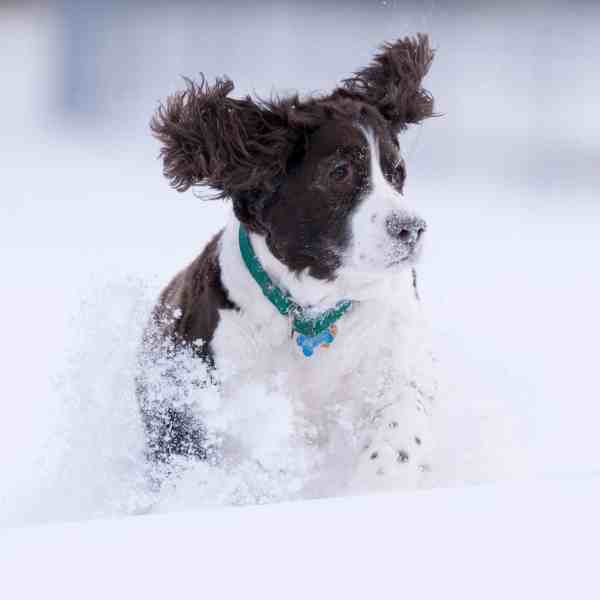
[350,401,433,492]
[355,439,429,489]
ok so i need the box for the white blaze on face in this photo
[343,127,425,274]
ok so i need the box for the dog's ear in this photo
[151,76,302,198]
[341,34,435,131]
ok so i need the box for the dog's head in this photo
[152,35,435,281]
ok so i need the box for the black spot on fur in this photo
[397,450,410,463]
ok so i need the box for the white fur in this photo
[344,127,424,273]
[211,129,435,497]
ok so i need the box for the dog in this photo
[137,34,437,496]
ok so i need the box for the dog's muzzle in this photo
[385,213,427,246]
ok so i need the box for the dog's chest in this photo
[211,298,434,495]
[211,229,435,493]
[212,295,421,416]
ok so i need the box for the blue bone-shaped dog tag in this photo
[296,327,336,357]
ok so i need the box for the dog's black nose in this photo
[385,214,427,244]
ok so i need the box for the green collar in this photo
[238,225,352,337]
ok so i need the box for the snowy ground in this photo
[2,0,599,560]
[3,478,600,599]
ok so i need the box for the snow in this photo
[2,4,600,592]
[2,478,599,599]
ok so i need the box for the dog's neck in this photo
[219,214,412,327]
[248,230,350,312]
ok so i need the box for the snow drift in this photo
[2,478,598,599]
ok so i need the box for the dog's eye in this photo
[329,162,352,183]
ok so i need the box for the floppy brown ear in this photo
[341,34,435,131]
[150,76,301,198]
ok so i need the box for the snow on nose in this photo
[385,213,427,245]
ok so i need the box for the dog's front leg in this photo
[350,381,434,494]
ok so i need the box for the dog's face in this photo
[255,111,426,280]
[152,35,434,281]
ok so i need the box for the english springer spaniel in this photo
[137,34,437,496]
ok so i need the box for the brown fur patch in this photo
[145,230,237,360]
[136,231,237,466]
[150,34,434,200]
[340,33,435,130]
